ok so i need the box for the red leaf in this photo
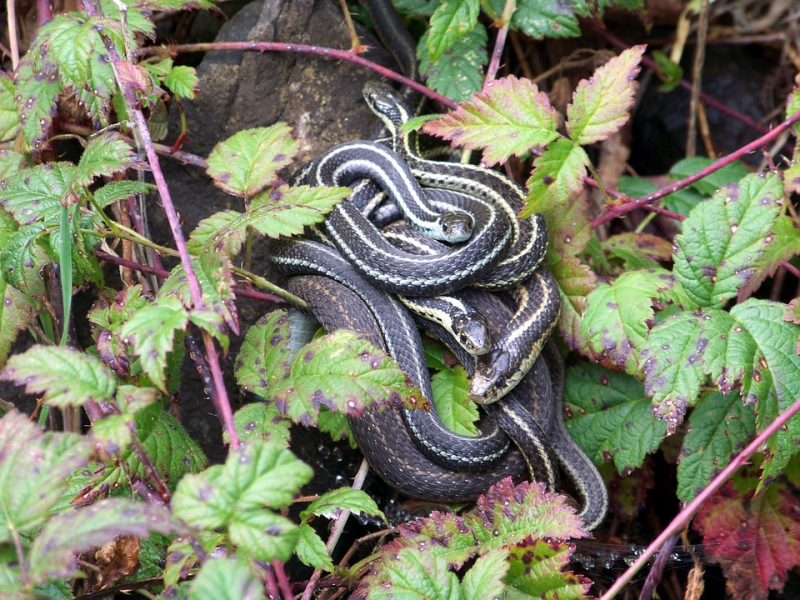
[693,478,800,600]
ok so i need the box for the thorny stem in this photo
[140,41,458,110]
[93,2,241,449]
[591,107,800,228]
[301,458,371,600]
[485,0,516,83]
[97,251,287,304]
[588,22,770,135]
[600,394,800,600]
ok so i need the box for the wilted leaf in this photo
[28,499,173,582]
[694,479,800,600]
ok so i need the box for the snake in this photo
[267,0,608,529]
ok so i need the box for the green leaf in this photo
[172,441,312,528]
[566,45,645,145]
[0,411,90,543]
[2,345,116,407]
[738,214,800,301]
[0,74,18,142]
[0,280,33,369]
[271,330,423,426]
[641,300,800,474]
[430,366,480,436]
[189,558,265,600]
[652,50,683,92]
[0,223,48,295]
[677,391,755,502]
[504,539,591,599]
[551,257,597,350]
[523,138,590,216]
[0,162,76,224]
[461,549,508,600]
[120,296,189,392]
[300,487,385,522]
[15,57,60,156]
[673,172,783,307]
[419,26,487,102]
[217,440,313,511]
[368,548,462,600]
[206,125,300,198]
[245,184,349,238]
[28,498,173,582]
[75,132,140,188]
[164,65,199,100]
[234,311,292,400]
[639,310,709,429]
[228,510,300,563]
[93,180,154,209]
[427,0,480,62]
[296,523,334,571]
[422,75,559,166]
[231,402,291,447]
[187,210,242,255]
[669,157,753,198]
[0,149,27,180]
[97,0,155,35]
[317,408,356,446]
[487,0,580,38]
[564,363,667,473]
[580,269,662,374]
[394,0,439,15]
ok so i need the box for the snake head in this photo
[363,81,410,129]
[439,210,474,243]
[452,313,492,355]
[469,349,511,404]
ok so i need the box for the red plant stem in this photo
[36,0,51,26]
[90,1,241,449]
[97,251,286,304]
[271,560,294,600]
[141,42,458,110]
[485,0,516,83]
[587,22,769,135]
[301,458,371,600]
[599,394,800,600]
[592,107,800,228]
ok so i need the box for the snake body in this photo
[268,0,608,530]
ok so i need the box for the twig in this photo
[485,0,516,83]
[685,0,710,158]
[6,0,19,70]
[91,0,241,449]
[271,560,294,600]
[600,394,800,600]
[301,458,371,600]
[139,42,458,110]
[591,106,800,228]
